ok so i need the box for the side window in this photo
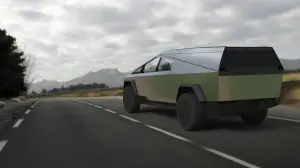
[144,57,160,73]
[132,66,143,74]
[158,58,172,71]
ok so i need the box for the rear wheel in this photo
[123,85,140,113]
[241,109,268,125]
[176,93,205,131]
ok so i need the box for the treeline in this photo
[0,29,28,98]
[33,82,109,95]
[285,69,300,73]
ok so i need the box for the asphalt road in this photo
[0,97,300,168]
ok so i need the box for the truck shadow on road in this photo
[138,106,300,132]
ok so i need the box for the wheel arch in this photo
[176,84,206,102]
[123,80,138,94]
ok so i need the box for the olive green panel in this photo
[218,74,283,101]
[128,72,219,103]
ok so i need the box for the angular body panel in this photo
[126,72,219,103]
[125,58,219,102]
[218,74,283,101]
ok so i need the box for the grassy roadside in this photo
[280,72,300,107]
[30,73,300,107]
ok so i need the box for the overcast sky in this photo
[0,0,300,82]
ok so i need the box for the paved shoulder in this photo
[0,101,33,133]
[269,105,300,120]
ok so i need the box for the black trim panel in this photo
[178,84,207,102]
[137,95,147,102]
[138,97,278,117]
[124,80,138,94]
[219,66,284,76]
[142,100,176,110]
[205,98,279,116]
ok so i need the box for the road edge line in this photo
[119,115,141,123]
[145,125,191,143]
[203,147,261,168]
[104,109,117,114]
[267,116,300,123]
[93,105,103,108]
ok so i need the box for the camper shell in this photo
[123,46,284,131]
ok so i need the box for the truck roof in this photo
[159,46,276,71]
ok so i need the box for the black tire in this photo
[123,85,140,113]
[176,93,205,131]
[241,109,268,125]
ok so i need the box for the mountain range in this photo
[29,58,300,93]
[29,68,129,93]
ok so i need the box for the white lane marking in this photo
[145,125,191,143]
[203,147,261,168]
[267,116,300,123]
[0,140,8,152]
[25,110,31,114]
[31,105,35,108]
[13,119,24,128]
[104,109,117,114]
[75,100,83,103]
[73,100,96,107]
[94,105,102,108]
[83,102,92,106]
[119,115,141,123]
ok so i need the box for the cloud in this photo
[18,9,51,21]
[0,0,299,82]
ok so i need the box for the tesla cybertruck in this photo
[123,46,284,131]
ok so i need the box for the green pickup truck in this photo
[123,46,284,131]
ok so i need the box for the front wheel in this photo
[241,109,268,125]
[123,85,140,113]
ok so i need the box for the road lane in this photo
[84,97,300,168]
[0,99,242,168]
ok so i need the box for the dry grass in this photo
[58,89,123,97]
[283,72,300,82]
[280,79,300,107]
[280,72,300,107]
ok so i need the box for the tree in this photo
[41,88,47,94]
[23,53,36,94]
[40,82,110,95]
[0,29,27,98]
[31,91,37,95]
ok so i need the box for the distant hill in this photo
[29,68,130,93]
[29,79,62,93]
[279,58,300,71]
[29,58,300,93]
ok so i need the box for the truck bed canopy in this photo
[160,46,284,73]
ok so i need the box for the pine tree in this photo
[0,29,27,98]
